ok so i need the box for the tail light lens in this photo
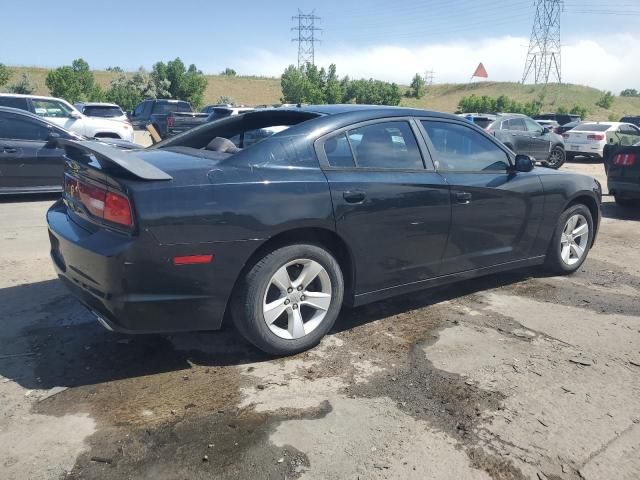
[64,175,133,228]
[167,115,175,127]
[587,134,605,141]
[613,153,636,166]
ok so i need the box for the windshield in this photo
[572,124,611,132]
[83,106,124,118]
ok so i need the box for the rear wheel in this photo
[544,204,593,274]
[547,145,565,169]
[232,244,344,355]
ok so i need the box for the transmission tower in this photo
[425,70,435,87]
[291,10,321,68]
[522,0,563,84]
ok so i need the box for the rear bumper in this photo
[47,200,245,334]
[608,179,640,199]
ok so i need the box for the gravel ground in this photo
[0,160,638,480]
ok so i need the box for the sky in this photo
[2,0,640,92]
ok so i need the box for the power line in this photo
[291,10,321,68]
[522,0,563,85]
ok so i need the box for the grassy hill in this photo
[6,66,640,120]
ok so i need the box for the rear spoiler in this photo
[57,139,172,181]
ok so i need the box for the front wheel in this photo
[547,146,565,169]
[232,244,344,355]
[544,204,594,274]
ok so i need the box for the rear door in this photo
[0,112,64,189]
[500,118,531,155]
[317,118,451,294]
[419,119,544,274]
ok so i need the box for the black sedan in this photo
[47,105,602,355]
[0,107,138,194]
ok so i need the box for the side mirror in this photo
[514,154,534,172]
[541,127,549,135]
[70,111,82,119]
[45,132,61,148]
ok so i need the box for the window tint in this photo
[619,124,640,135]
[347,121,423,169]
[82,106,124,117]
[0,113,50,140]
[523,118,543,133]
[32,99,73,118]
[504,119,526,131]
[573,123,611,132]
[324,133,355,167]
[421,120,510,172]
[151,102,191,114]
[133,102,146,117]
[0,96,29,110]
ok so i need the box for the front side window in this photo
[347,121,423,169]
[32,99,74,118]
[0,113,50,140]
[133,102,146,117]
[523,118,543,133]
[421,120,510,172]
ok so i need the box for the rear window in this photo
[152,102,192,115]
[0,96,29,110]
[82,106,124,117]
[572,124,611,132]
[471,118,493,129]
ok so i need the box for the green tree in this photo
[408,73,426,99]
[151,58,208,109]
[596,91,614,109]
[556,105,569,115]
[45,58,103,102]
[7,73,35,94]
[570,105,588,119]
[106,68,164,112]
[216,95,235,105]
[324,64,344,104]
[620,88,639,97]
[281,65,308,104]
[106,66,124,73]
[0,64,11,88]
[221,68,237,76]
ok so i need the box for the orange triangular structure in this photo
[472,62,488,78]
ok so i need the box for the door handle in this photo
[3,147,17,153]
[343,190,366,203]
[455,191,472,204]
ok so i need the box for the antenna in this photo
[522,0,563,84]
[292,10,321,68]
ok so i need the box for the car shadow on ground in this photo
[600,197,640,221]
[566,156,602,165]
[0,269,543,391]
[0,193,60,204]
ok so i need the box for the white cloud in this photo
[236,34,640,93]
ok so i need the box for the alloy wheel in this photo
[560,214,589,266]
[548,148,563,167]
[262,259,332,340]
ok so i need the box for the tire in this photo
[547,145,565,169]
[614,195,638,207]
[544,204,594,275]
[232,244,344,355]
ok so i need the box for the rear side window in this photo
[0,96,29,110]
[348,121,423,169]
[0,113,49,140]
[503,119,526,131]
[83,106,124,117]
[324,133,355,167]
[421,120,510,172]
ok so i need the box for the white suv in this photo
[0,94,134,142]
[74,102,129,124]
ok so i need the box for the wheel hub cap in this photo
[560,214,589,266]
[262,259,332,340]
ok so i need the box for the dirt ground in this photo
[0,160,638,480]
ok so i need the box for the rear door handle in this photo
[455,191,472,204]
[343,190,366,203]
[3,147,17,153]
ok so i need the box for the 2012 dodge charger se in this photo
[47,105,602,355]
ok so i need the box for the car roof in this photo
[0,93,69,102]
[276,104,463,122]
[77,102,121,107]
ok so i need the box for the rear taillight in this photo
[587,134,605,141]
[167,116,175,127]
[64,175,133,228]
[613,153,636,166]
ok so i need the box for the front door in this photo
[318,119,451,294]
[420,119,544,275]
[523,117,551,160]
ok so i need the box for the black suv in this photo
[620,116,640,128]
[486,114,566,168]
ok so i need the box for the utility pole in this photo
[291,10,321,68]
[425,70,435,87]
[522,0,563,84]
